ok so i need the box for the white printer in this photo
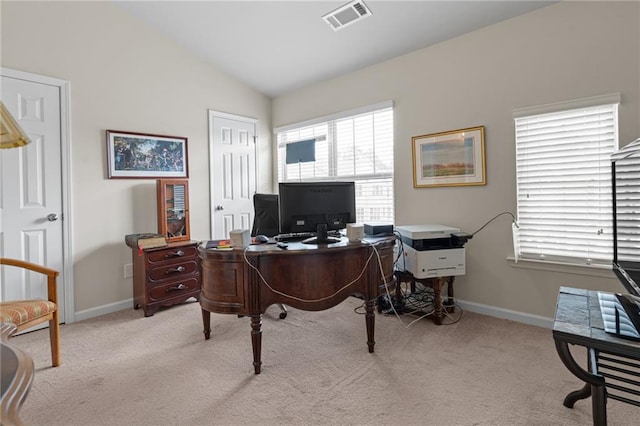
[395,224,472,278]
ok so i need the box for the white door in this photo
[0,73,68,325]
[208,111,257,239]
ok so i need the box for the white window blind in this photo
[514,98,619,265]
[276,104,394,224]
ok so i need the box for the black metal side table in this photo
[553,286,640,425]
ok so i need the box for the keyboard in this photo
[274,232,315,242]
[275,231,342,242]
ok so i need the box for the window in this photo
[275,102,394,224]
[514,94,620,266]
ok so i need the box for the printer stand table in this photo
[394,270,455,325]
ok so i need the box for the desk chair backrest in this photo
[251,193,279,237]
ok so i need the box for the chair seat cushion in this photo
[0,300,57,326]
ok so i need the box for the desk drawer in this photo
[147,259,199,282]
[148,277,200,302]
[146,246,198,265]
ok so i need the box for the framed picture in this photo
[412,126,486,188]
[106,130,188,179]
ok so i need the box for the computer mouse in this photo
[255,235,269,243]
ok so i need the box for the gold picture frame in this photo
[412,126,486,188]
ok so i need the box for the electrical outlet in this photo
[124,263,133,278]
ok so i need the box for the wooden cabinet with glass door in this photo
[157,178,190,242]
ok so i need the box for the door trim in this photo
[207,110,258,238]
[1,67,75,324]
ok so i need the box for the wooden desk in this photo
[553,287,640,425]
[198,236,395,374]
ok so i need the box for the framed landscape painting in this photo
[412,126,486,188]
[106,130,188,179]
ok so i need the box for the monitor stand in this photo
[303,224,340,245]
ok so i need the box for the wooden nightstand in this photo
[131,240,200,317]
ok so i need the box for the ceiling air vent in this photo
[322,0,372,32]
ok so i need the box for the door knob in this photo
[215,205,224,211]
[47,213,59,222]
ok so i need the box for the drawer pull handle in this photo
[166,266,186,274]
[165,250,185,258]
[167,283,186,292]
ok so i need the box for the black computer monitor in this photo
[612,138,640,297]
[278,181,356,244]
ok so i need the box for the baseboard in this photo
[455,299,553,329]
[73,298,133,323]
[71,297,554,329]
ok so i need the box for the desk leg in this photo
[366,300,375,353]
[564,383,591,408]
[554,340,607,426]
[562,384,607,426]
[201,308,211,340]
[591,382,607,426]
[250,314,263,374]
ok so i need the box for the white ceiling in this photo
[115,1,556,98]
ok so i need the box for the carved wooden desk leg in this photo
[365,299,375,353]
[201,309,211,340]
[251,314,263,374]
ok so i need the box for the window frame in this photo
[513,93,621,267]
[274,101,395,224]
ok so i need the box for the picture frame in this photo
[412,126,486,188]
[106,130,188,179]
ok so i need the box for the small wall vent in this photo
[322,0,372,32]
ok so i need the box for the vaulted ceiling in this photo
[116,1,556,98]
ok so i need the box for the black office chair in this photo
[251,193,287,319]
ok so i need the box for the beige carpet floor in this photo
[10,298,638,425]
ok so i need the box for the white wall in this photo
[1,2,272,314]
[273,2,640,321]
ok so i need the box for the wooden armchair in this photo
[0,258,61,367]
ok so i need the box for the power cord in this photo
[361,238,404,322]
[242,242,375,304]
[393,230,406,271]
[242,236,463,327]
[381,275,464,327]
[471,211,518,236]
